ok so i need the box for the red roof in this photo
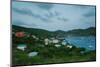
[15,32,25,38]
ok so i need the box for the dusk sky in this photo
[12,1,96,31]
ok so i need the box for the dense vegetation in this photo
[12,44,96,66]
[12,25,96,37]
[12,25,96,66]
[66,27,96,36]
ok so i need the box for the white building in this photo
[44,38,60,45]
[61,41,66,45]
[52,39,59,44]
[67,45,73,49]
[55,44,61,47]
[17,44,27,51]
[32,35,37,39]
[44,38,49,45]
[28,52,38,57]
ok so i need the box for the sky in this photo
[12,1,96,31]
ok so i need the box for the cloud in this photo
[83,10,96,17]
[44,11,54,18]
[13,20,26,26]
[36,3,54,10]
[54,11,60,16]
[12,20,37,28]
[57,17,69,22]
[39,17,50,22]
[82,6,96,17]
[12,1,96,31]
[13,20,37,28]
[31,13,51,22]
[13,7,51,22]
[12,2,60,23]
[73,5,91,9]
[43,11,60,19]
[12,7,33,16]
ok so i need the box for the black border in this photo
[11,1,96,67]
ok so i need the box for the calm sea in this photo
[65,36,96,50]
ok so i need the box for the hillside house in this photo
[15,32,26,38]
[17,44,27,51]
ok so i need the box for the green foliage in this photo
[12,43,96,66]
[12,25,96,37]
[66,27,96,36]
[12,25,96,66]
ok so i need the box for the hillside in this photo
[12,25,96,37]
[12,25,96,66]
[12,25,53,38]
[66,27,96,36]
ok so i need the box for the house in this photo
[61,41,66,45]
[44,37,60,45]
[67,45,73,49]
[15,32,26,38]
[28,51,38,57]
[32,35,37,39]
[44,38,49,45]
[52,39,59,44]
[55,44,61,47]
[61,39,70,45]
[31,35,39,40]
[17,44,27,51]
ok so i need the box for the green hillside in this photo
[12,25,96,66]
[12,25,96,37]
